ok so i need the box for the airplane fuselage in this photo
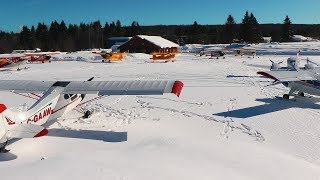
[0,86,83,143]
[285,80,320,97]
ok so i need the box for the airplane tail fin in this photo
[6,124,48,139]
[0,104,48,139]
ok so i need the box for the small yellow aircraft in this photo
[150,52,176,62]
[94,52,124,62]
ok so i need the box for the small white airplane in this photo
[0,78,184,152]
[258,53,320,99]
[199,50,225,59]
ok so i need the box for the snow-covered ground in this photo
[1,43,320,180]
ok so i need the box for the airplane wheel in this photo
[283,94,290,99]
[298,92,305,97]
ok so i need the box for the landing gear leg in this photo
[283,88,296,99]
[298,92,305,97]
[0,141,10,153]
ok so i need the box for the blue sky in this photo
[1,0,320,32]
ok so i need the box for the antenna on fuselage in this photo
[295,50,300,71]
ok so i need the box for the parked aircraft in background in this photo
[0,54,28,71]
[258,54,320,99]
[94,52,124,62]
[25,52,61,63]
[200,50,225,59]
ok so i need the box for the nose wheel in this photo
[298,92,305,97]
[283,94,290,99]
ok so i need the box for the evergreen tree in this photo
[281,15,293,42]
[92,20,103,48]
[19,26,33,49]
[115,20,122,36]
[59,21,68,50]
[224,15,237,43]
[249,12,262,43]
[109,21,116,37]
[103,22,110,48]
[240,11,250,42]
[129,21,141,36]
[35,23,49,50]
[190,21,200,35]
[49,20,60,50]
[240,11,262,43]
[79,23,89,50]
[65,24,78,51]
[30,26,36,48]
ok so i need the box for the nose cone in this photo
[0,104,7,113]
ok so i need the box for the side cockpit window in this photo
[71,94,78,101]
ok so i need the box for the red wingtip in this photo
[34,129,49,138]
[257,71,278,81]
[171,81,184,97]
[0,104,7,113]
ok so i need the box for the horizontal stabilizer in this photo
[6,124,48,139]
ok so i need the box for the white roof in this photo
[137,35,179,48]
[292,35,308,41]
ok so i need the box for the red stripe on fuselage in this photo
[52,97,81,114]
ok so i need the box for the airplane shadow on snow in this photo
[213,97,320,118]
[0,152,18,161]
[0,129,127,162]
[47,129,128,143]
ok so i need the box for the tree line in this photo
[0,11,319,53]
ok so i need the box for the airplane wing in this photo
[257,71,316,82]
[25,52,61,56]
[0,54,27,59]
[0,80,184,97]
[65,80,183,97]
[6,124,48,139]
[0,80,55,93]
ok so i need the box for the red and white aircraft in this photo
[25,52,61,63]
[0,78,184,152]
[0,54,28,71]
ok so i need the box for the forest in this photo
[1,11,320,53]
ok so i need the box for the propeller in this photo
[270,59,283,70]
[269,59,283,64]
